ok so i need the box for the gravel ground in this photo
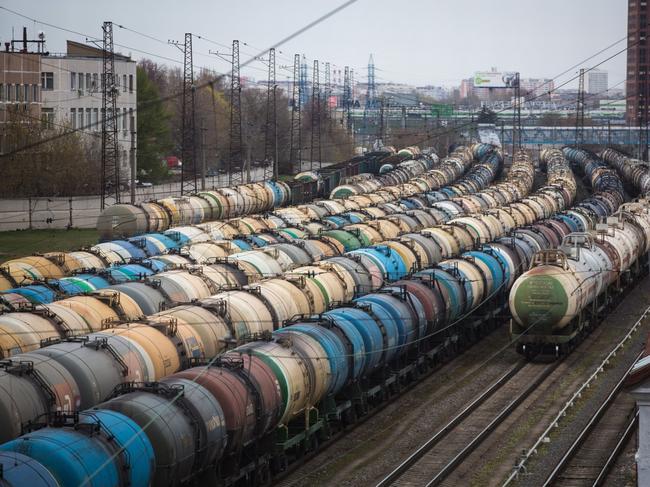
[441,316,638,485]
[603,428,637,486]
[274,325,520,487]
[506,274,650,486]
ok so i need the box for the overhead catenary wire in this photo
[0,2,361,159]
[0,59,625,163]
[1,7,637,161]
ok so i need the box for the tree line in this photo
[137,59,354,183]
[0,58,355,198]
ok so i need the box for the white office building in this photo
[41,40,136,172]
[587,69,608,95]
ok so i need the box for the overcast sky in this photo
[0,0,628,89]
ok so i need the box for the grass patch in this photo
[0,228,99,261]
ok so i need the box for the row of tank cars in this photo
[0,145,481,317]
[0,144,497,430]
[0,150,438,296]
[0,145,595,487]
[93,146,434,242]
[510,147,650,357]
[0,145,530,368]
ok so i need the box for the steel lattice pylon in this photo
[324,62,331,123]
[101,21,120,209]
[366,54,377,109]
[511,72,522,156]
[343,66,351,134]
[264,48,276,181]
[180,32,197,195]
[289,53,301,174]
[575,68,585,149]
[229,40,243,186]
[310,60,321,171]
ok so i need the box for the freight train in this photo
[0,148,589,487]
[0,145,492,306]
[509,148,650,357]
[600,148,650,194]
[0,147,515,361]
[94,147,436,242]
[0,149,461,292]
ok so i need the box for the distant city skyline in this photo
[0,0,627,91]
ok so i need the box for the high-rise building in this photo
[460,78,474,99]
[587,69,608,95]
[520,78,554,98]
[627,0,648,124]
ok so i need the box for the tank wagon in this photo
[96,180,293,242]
[0,148,594,487]
[94,148,433,242]
[0,145,508,317]
[0,148,544,367]
[0,148,513,385]
[329,154,436,199]
[600,147,650,195]
[509,148,642,357]
[0,148,470,293]
[0,146,483,301]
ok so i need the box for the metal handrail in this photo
[503,304,650,486]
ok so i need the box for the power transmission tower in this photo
[324,62,331,124]
[180,33,197,195]
[363,54,377,146]
[310,60,321,170]
[229,40,243,186]
[511,72,522,157]
[323,61,331,162]
[350,68,355,107]
[378,96,385,146]
[289,54,301,174]
[263,48,276,181]
[575,68,585,148]
[343,66,352,135]
[366,54,376,109]
[299,55,309,107]
[101,21,120,209]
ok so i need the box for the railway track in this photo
[503,306,650,486]
[376,359,559,487]
[542,356,640,487]
[272,326,518,487]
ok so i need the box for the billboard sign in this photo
[474,71,519,88]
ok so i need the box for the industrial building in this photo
[0,31,136,172]
[41,40,136,171]
[0,31,42,153]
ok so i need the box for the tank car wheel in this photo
[343,407,357,425]
[257,463,272,485]
[309,434,320,452]
[272,454,289,473]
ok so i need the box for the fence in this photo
[0,168,268,232]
